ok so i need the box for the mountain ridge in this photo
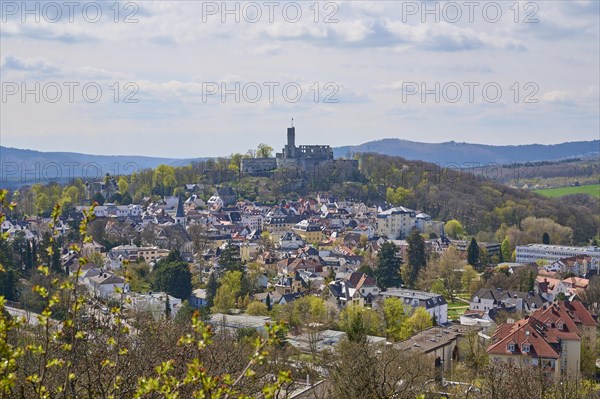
[1,139,598,187]
[333,138,600,164]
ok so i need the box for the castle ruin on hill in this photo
[240,123,358,176]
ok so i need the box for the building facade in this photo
[376,207,417,239]
[516,244,600,270]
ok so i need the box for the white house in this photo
[86,271,129,299]
[127,292,182,319]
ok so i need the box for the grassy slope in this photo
[535,184,600,199]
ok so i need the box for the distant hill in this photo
[0,147,204,187]
[333,139,600,165]
[3,138,599,187]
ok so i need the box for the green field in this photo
[535,184,600,199]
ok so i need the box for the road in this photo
[5,305,43,326]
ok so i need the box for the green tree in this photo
[383,297,410,341]
[205,272,219,308]
[165,294,172,319]
[256,143,274,158]
[152,261,193,299]
[339,305,381,338]
[403,230,426,288]
[501,237,511,263]
[444,219,464,239]
[91,192,105,205]
[212,271,243,313]
[418,247,463,302]
[374,241,401,289]
[219,243,242,272]
[405,307,432,336]
[212,286,236,313]
[34,192,52,215]
[173,300,195,324]
[117,177,129,194]
[467,237,480,266]
[152,164,177,196]
[385,186,413,206]
[461,264,479,295]
[247,301,269,316]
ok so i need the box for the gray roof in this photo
[380,288,447,309]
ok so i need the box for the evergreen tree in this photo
[240,271,252,297]
[31,237,37,268]
[25,240,32,270]
[467,237,480,266]
[219,243,242,272]
[403,230,426,288]
[374,241,401,289]
[542,232,550,245]
[91,192,105,205]
[165,294,171,319]
[266,293,272,311]
[346,309,367,343]
[152,261,192,300]
[206,272,219,308]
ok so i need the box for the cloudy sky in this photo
[1,0,598,158]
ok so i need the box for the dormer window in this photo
[523,344,531,353]
[557,323,564,330]
[508,344,516,352]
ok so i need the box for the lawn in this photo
[535,184,600,199]
[446,300,469,321]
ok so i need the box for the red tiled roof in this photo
[531,303,581,337]
[487,317,563,359]
[561,300,597,327]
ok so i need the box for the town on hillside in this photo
[1,154,600,397]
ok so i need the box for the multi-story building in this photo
[376,207,417,239]
[487,301,596,378]
[487,316,580,378]
[292,219,323,244]
[516,244,600,270]
[263,213,302,239]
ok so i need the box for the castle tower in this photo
[287,126,295,148]
[285,121,296,158]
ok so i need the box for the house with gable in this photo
[487,301,597,378]
[327,272,379,309]
[487,316,580,378]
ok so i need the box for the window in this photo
[557,322,564,330]
[508,344,516,352]
[523,344,530,353]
